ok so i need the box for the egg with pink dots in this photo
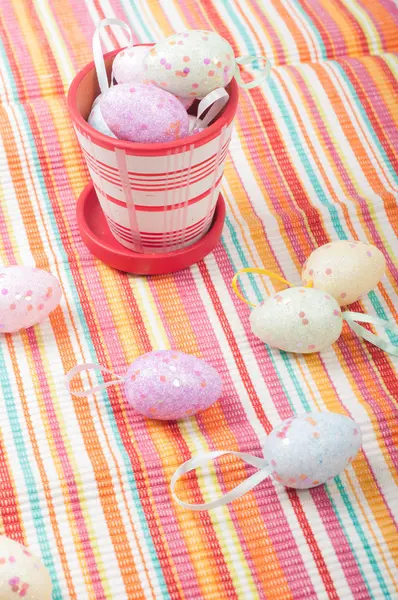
[0,266,62,333]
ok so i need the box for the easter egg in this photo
[124,350,222,420]
[0,266,62,333]
[0,536,52,599]
[112,45,149,84]
[144,30,235,99]
[100,83,189,143]
[302,240,386,306]
[264,412,362,489]
[250,287,343,353]
[88,94,116,138]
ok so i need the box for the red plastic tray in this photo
[76,182,226,275]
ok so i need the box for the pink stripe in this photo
[83,142,229,180]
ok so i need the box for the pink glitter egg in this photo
[100,82,189,143]
[124,350,222,420]
[0,266,62,333]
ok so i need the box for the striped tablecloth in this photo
[0,1,397,599]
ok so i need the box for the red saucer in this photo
[76,183,226,275]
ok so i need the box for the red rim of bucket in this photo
[77,182,226,275]
[67,47,239,156]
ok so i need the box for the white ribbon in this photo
[189,88,229,134]
[171,450,271,511]
[92,18,133,94]
[343,312,398,356]
[234,55,271,90]
[65,363,125,397]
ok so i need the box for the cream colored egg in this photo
[143,30,235,99]
[250,287,343,353]
[302,240,385,306]
[0,537,52,599]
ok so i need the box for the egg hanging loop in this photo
[343,312,398,356]
[93,18,133,94]
[234,55,271,90]
[232,267,296,307]
[171,450,270,511]
[65,363,126,398]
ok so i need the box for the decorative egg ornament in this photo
[0,266,62,333]
[112,44,150,84]
[0,536,52,600]
[66,350,222,420]
[171,411,362,510]
[88,95,116,138]
[144,30,270,99]
[100,83,189,143]
[250,287,343,354]
[302,240,386,306]
[263,412,362,489]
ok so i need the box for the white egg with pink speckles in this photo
[0,536,52,599]
[250,287,343,353]
[264,412,362,489]
[0,266,62,333]
[112,45,150,84]
[144,30,235,99]
[302,240,386,306]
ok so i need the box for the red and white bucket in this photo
[68,48,239,255]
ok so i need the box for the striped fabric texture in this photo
[0,1,397,599]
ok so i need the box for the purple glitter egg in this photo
[100,83,189,143]
[124,350,222,420]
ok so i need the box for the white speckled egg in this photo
[100,83,189,143]
[250,287,343,353]
[112,45,150,84]
[0,536,52,599]
[88,94,116,138]
[124,350,222,420]
[264,412,362,489]
[143,30,235,99]
[302,240,386,306]
[0,266,62,333]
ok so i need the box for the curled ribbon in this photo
[65,363,125,397]
[234,55,271,90]
[232,267,398,355]
[343,312,398,356]
[171,450,270,511]
[189,88,230,133]
[93,18,133,94]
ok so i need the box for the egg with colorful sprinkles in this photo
[264,412,362,489]
[124,350,222,419]
[143,30,236,99]
[0,536,52,600]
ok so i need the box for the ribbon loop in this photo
[93,18,133,94]
[65,363,125,398]
[343,312,398,356]
[232,268,295,307]
[171,450,270,511]
[234,55,271,90]
[189,88,230,133]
